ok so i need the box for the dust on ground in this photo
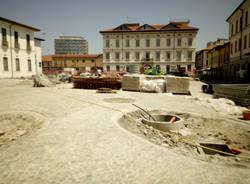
[0,111,45,146]
[119,109,250,168]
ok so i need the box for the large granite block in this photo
[122,74,145,91]
[166,76,190,94]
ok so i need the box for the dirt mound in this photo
[0,111,45,146]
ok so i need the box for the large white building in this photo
[0,17,43,78]
[100,21,198,74]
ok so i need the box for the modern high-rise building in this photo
[54,36,88,55]
[100,21,198,74]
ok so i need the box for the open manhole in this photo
[142,115,183,132]
[0,111,45,146]
[119,109,250,167]
[104,98,135,103]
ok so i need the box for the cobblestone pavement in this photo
[0,80,249,184]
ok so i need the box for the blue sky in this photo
[0,0,242,54]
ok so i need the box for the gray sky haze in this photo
[0,0,242,54]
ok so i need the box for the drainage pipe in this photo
[132,104,156,121]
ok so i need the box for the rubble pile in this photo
[33,74,54,87]
[119,110,250,167]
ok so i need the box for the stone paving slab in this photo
[0,81,249,184]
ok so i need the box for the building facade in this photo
[100,21,198,74]
[0,17,43,78]
[54,36,88,55]
[42,54,103,72]
[195,38,229,80]
[227,0,250,82]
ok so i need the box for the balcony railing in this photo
[141,58,153,62]
[14,41,20,49]
[1,39,8,47]
[27,43,32,51]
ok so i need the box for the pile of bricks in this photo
[73,77,121,89]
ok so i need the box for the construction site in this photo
[0,74,249,184]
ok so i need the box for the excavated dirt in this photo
[0,111,45,146]
[119,110,250,168]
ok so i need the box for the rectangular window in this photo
[126,40,130,47]
[176,51,182,61]
[156,38,160,47]
[187,65,192,71]
[166,52,171,61]
[236,20,238,33]
[136,39,140,47]
[105,40,110,48]
[116,65,120,71]
[245,11,248,27]
[115,40,119,48]
[240,16,243,30]
[249,33,250,48]
[188,38,192,46]
[125,52,130,61]
[166,38,171,46]
[231,24,234,36]
[1,28,7,46]
[235,40,237,53]
[105,52,110,60]
[156,52,160,61]
[106,65,110,71]
[14,31,19,49]
[115,52,120,60]
[14,31,18,41]
[230,43,233,54]
[135,52,140,61]
[3,57,8,71]
[26,34,31,51]
[177,38,182,46]
[244,35,247,49]
[15,58,20,71]
[238,38,242,50]
[187,51,192,61]
[146,39,150,47]
[28,59,32,71]
[146,52,150,61]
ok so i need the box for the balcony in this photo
[1,39,8,48]
[141,58,153,62]
[27,43,32,52]
[14,41,20,50]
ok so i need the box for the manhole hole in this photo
[104,98,135,103]
[0,111,45,146]
[119,109,250,168]
[142,115,183,132]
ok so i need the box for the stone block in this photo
[122,74,145,91]
[165,76,190,94]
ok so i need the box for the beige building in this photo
[227,0,250,82]
[100,21,198,74]
[0,17,43,78]
[42,54,103,73]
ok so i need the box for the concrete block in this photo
[165,76,190,94]
[122,74,145,91]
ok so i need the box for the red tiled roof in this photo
[52,54,102,58]
[42,55,53,62]
[42,54,102,61]
[100,21,198,33]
